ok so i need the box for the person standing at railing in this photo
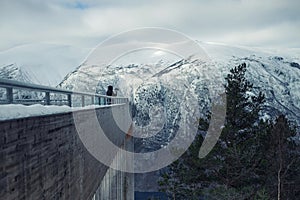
[106,85,116,105]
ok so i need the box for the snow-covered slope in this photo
[201,42,300,120]
[0,43,90,86]
[0,63,33,83]
[0,63,36,101]
[59,42,300,150]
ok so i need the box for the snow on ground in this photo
[0,104,121,121]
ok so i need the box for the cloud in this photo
[0,0,299,50]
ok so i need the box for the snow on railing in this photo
[0,78,128,107]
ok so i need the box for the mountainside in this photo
[0,63,33,83]
[0,63,44,102]
[59,42,300,132]
[0,43,90,86]
[0,43,88,102]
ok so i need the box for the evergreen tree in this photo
[224,63,265,137]
[263,115,300,199]
[210,63,267,188]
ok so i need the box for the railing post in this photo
[45,92,50,105]
[67,94,72,107]
[81,95,85,107]
[91,95,95,105]
[6,87,13,104]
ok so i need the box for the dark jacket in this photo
[106,86,114,96]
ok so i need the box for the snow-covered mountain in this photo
[0,63,33,83]
[59,42,300,133]
[0,43,91,103]
[0,43,90,86]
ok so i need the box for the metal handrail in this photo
[0,78,128,107]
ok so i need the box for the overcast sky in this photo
[1,0,299,51]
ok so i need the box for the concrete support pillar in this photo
[92,137,134,200]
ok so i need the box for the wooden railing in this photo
[0,78,128,107]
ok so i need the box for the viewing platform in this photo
[0,78,133,200]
